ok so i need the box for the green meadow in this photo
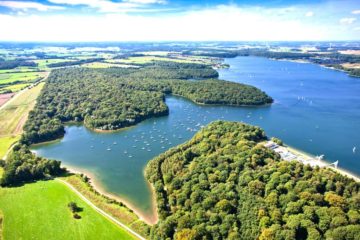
[33,59,76,69]
[0,180,136,240]
[0,72,45,85]
[0,72,46,93]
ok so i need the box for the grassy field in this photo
[0,136,20,159]
[0,72,45,85]
[1,83,30,92]
[0,71,46,93]
[0,83,44,159]
[0,68,40,74]
[0,180,136,240]
[33,59,76,69]
[62,175,149,237]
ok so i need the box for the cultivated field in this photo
[0,93,14,107]
[0,180,135,240]
[0,83,44,159]
[33,59,76,69]
[0,71,46,93]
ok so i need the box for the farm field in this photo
[0,180,135,240]
[33,59,76,69]
[0,83,44,159]
[0,93,14,107]
[0,67,40,74]
[0,71,46,93]
[0,72,45,85]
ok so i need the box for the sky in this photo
[0,0,359,41]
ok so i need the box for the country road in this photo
[56,179,146,240]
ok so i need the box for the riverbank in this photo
[62,164,158,225]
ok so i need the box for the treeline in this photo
[0,145,62,186]
[22,64,271,144]
[0,59,37,70]
[47,58,104,68]
[145,121,360,240]
[237,49,314,59]
[21,68,169,144]
[183,50,238,58]
[134,61,219,79]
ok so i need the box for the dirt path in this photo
[14,114,27,135]
[56,179,146,240]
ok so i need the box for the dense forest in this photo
[22,63,272,144]
[0,59,37,69]
[145,121,360,240]
[0,145,62,186]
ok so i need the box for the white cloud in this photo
[48,0,166,13]
[0,5,357,42]
[125,0,166,3]
[0,1,64,11]
[305,11,314,17]
[339,17,357,25]
[352,10,360,14]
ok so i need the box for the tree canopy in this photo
[22,63,272,144]
[145,121,360,240]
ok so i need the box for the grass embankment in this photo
[0,180,136,240]
[61,174,149,237]
[0,83,44,159]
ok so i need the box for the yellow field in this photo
[1,83,30,92]
[0,83,44,159]
[341,63,360,69]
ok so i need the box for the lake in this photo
[31,56,360,220]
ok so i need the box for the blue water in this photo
[31,56,360,218]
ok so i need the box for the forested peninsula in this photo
[21,62,272,145]
[145,121,360,240]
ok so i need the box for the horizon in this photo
[0,0,359,42]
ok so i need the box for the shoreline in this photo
[265,56,360,79]
[286,145,360,182]
[62,164,158,225]
[267,141,360,182]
